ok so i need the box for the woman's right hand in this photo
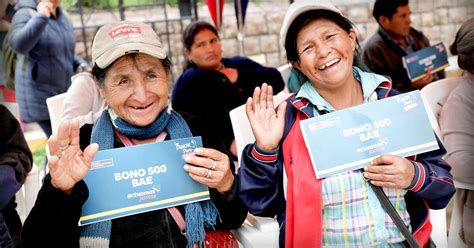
[36,0,53,17]
[48,119,99,194]
[246,83,287,152]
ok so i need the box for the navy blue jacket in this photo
[9,0,84,122]
[171,57,284,158]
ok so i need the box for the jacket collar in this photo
[289,67,392,118]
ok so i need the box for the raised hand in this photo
[412,68,434,89]
[47,119,99,194]
[36,0,54,17]
[363,154,416,189]
[246,83,287,152]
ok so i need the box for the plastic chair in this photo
[448,181,474,248]
[421,77,461,248]
[230,91,289,248]
[423,77,474,248]
[46,93,67,135]
[2,102,20,120]
[233,215,280,248]
[15,166,41,223]
[420,78,460,138]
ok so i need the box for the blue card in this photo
[300,91,439,179]
[402,42,449,82]
[79,137,210,225]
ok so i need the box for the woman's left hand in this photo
[363,155,415,189]
[183,147,234,194]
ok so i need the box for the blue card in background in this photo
[79,136,209,226]
[402,42,449,82]
[300,91,439,179]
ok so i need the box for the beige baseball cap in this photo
[280,0,343,47]
[92,21,167,68]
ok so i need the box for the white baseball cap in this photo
[280,0,343,48]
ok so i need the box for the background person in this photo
[21,21,247,247]
[8,0,87,137]
[1,0,15,97]
[0,105,33,248]
[362,0,445,93]
[439,18,474,247]
[238,1,455,247]
[1,0,12,86]
[171,21,285,159]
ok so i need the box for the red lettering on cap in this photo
[109,25,142,38]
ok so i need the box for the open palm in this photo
[48,120,98,193]
[246,83,287,152]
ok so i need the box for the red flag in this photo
[206,0,224,29]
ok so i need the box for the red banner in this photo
[206,0,224,29]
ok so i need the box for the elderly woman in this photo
[171,21,285,159]
[21,21,247,247]
[439,18,474,246]
[238,1,455,247]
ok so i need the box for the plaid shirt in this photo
[297,68,410,246]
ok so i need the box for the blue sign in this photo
[300,91,438,179]
[402,42,449,82]
[79,137,210,225]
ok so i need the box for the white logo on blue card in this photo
[79,136,210,225]
[300,91,439,179]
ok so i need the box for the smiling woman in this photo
[21,21,247,248]
[238,1,455,247]
[97,54,170,128]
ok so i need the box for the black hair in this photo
[92,53,172,87]
[284,9,368,84]
[182,21,219,51]
[450,18,474,74]
[373,0,409,23]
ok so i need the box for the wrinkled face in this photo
[293,18,356,91]
[382,5,412,37]
[186,29,222,70]
[101,54,169,127]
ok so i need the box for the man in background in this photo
[363,0,445,93]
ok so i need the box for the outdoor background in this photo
[64,0,473,84]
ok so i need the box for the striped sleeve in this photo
[250,144,279,163]
[405,161,427,192]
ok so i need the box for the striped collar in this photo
[293,67,391,117]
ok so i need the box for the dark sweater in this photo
[22,124,247,248]
[0,105,33,248]
[363,27,445,93]
[171,57,285,159]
